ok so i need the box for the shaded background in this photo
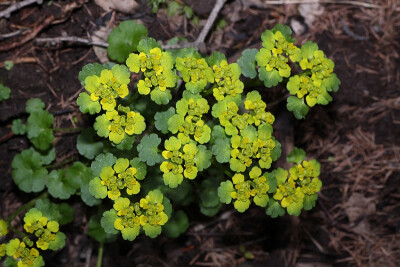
[0,0,399,266]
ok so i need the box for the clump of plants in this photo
[1,22,339,266]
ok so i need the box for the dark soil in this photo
[1,0,399,266]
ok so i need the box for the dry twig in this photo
[162,0,228,50]
[0,0,43,19]
[263,0,382,9]
[35,36,109,47]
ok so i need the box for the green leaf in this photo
[286,75,300,95]
[29,146,55,165]
[91,153,117,177]
[34,199,74,225]
[11,149,47,193]
[121,227,141,241]
[0,83,11,101]
[218,180,234,204]
[77,93,101,114]
[89,177,107,199]
[200,178,222,208]
[206,51,227,66]
[137,134,162,166]
[161,179,193,206]
[115,134,135,150]
[143,224,162,238]
[287,147,306,164]
[162,196,173,219]
[107,20,148,63]
[195,145,212,171]
[287,200,303,216]
[130,158,147,180]
[3,256,18,267]
[94,114,110,138]
[212,138,231,163]
[77,128,104,159]
[263,171,277,194]
[150,88,172,105]
[11,119,26,135]
[237,49,258,78]
[183,5,193,19]
[137,37,162,54]
[78,63,105,85]
[25,98,45,113]
[258,67,282,88]
[65,161,91,189]
[272,24,295,43]
[163,210,189,238]
[286,96,309,119]
[47,170,77,199]
[199,203,222,217]
[301,41,319,60]
[155,107,175,134]
[101,210,118,234]
[80,174,101,206]
[48,232,66,251]
[271,138,281,161]
[88,215,118,243]
[303,194,318,210]
[265,199,285,218]
[167,1,181,16]
[26,110,54,150]
[322,73,341,93]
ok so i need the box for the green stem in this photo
[96,242,104,267]
[53,127,83,132]
[5,192,49,237]
[45,157,76,169]
[212,160,233,178]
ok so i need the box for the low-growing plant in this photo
[1,22,340,266]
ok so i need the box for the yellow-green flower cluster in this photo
[126,48,176,97]
[23,210,59,251]
[244,91,275,126]
[5,239,41,267]
[286,41,339,109]
[113,190,168,241]
[92,158,141,200]
[256,30,301,78]
[230,125,277,172]
[169,96,211,144]
[95,105,146,144]
[175,57,214,93]
[84,65,130,111]
[212,60,244,101]
[229,167,270,212]
[213,91,275,136]
[274,160,322,215]
[160,137,199,188]
[0,243,6,258]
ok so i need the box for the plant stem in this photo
[96,242,104,267]
[53,127,83,132]
[45,157,76,169]
[212,160,233,178]
[5,191,48,237]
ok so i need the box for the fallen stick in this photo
[0,0,43,19]
[36,36,109,47]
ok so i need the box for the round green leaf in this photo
[25,98,45,113]
[88,215,118,243]
[78,63,105,85]
[101,210,119,234]
[48,232,66,251]
[11,149,47,193]
[11,119,26,135]
[137,37,162,54]
[237,48,258,78]
[107,20,148,62]
[0,84,11,101]
[77,92,101,114]
[287,147,306,164]
[258,67,282,88]
[47,170,77,199]
[137,134,162,166]
[163,210,189,238]
[286,96,310,119]
[26,110,54,150]
[154,107,175,134]
[91,153,117,177]
[265,199,285,218]
[77,128,104,160]
[218,181,234,204]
